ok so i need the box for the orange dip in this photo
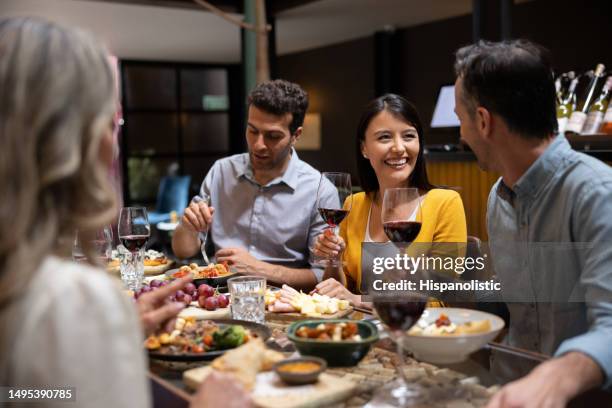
[277,361,321,374]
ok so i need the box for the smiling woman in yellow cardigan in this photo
[339,189,466,293]
[312,94,467,308]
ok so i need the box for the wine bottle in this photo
[565,64,606,134]
[557,77,579,133]
[583,76,612,134]
[599,104,612,135]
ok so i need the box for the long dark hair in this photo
[355,94,434,194]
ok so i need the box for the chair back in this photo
[156,175,191,214]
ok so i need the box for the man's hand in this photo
[191,372,253,408]
[313,278,361,306]
[486,352,603,408]
[181,200,215,233]
[215,247,262,274]
[136,275,191,336]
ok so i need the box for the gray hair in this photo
[0,17,117,333]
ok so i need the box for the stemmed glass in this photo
[72,226,113,264]
[381,187,422,246]
[118,207,150,291]
[314,172,352,267]
[371,187,428,406]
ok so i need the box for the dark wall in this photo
[398,14,472,145]
[277,0,611,174]
[276,37,375,178]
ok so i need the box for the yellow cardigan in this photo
[339,189,468,291]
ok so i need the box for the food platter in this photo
[165,263,238,287]
[147,319,271,362]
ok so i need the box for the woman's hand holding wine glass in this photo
[313,172,352,267]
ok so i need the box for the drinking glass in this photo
[371,293,429,406]
[72,226,113,264]
[117,207,150,291]
[381,187,422,245]
[371,187,428,406]
[313,172,352,266]
[228,276,266,324]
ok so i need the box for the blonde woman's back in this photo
[5,256,150,407]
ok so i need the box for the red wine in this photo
[374,299,427,331]
[120,235,149,251]
[318,208,348,227]
[383,221,421,243]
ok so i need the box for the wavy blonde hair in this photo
[0,18,117,310]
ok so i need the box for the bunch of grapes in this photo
[133,279,198,306]
[196,284,229,311]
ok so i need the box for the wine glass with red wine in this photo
[372,187,429,405]
[381,187,422,245]
[314,172,352,267]
[372,294,429,406]
[118,207,150,291]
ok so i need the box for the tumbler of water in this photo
[228,276,266,324]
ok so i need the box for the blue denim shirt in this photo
[197,150,337,281]
[487,135,612,389]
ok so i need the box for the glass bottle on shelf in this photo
[600,103,612,135]
[565,64,606,134]
[582,76,612,134]
[555,71,575,104]
[557,76,579,133]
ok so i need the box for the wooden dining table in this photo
[148,310,612,408]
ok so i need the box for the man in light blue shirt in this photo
[173,80,336,290]
[454,40,611,407]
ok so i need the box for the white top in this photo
[4,256,150,408]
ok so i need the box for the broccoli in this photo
[213,325,246,349]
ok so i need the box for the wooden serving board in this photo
[265,307,353,322]
[179,303,231,320]
[183,366,356,408]
[107,261,174,276]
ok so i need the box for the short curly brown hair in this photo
[247,79,309,134]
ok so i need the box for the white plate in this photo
[403,307,504,364]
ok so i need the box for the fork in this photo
[191,194,211,265]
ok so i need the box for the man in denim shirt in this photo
[454,40,611,407]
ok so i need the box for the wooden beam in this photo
[77,0,241,13]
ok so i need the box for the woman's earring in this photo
[363,154,368,159]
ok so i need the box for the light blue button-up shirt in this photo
[487,135,612,389]
[197,149,337,281]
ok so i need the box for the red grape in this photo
[184,283,196,296]
[204,297,218,311]
[198,295,207,308]
[174,290,185,302]
[217,294,229,308]
[150,279,162,288]
[197,284,214,298]
[183,294,192,305]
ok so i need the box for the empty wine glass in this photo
[313,172,352,267]
[118,207,150,291]
[381,187,422,246]
[72,226,113,264]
